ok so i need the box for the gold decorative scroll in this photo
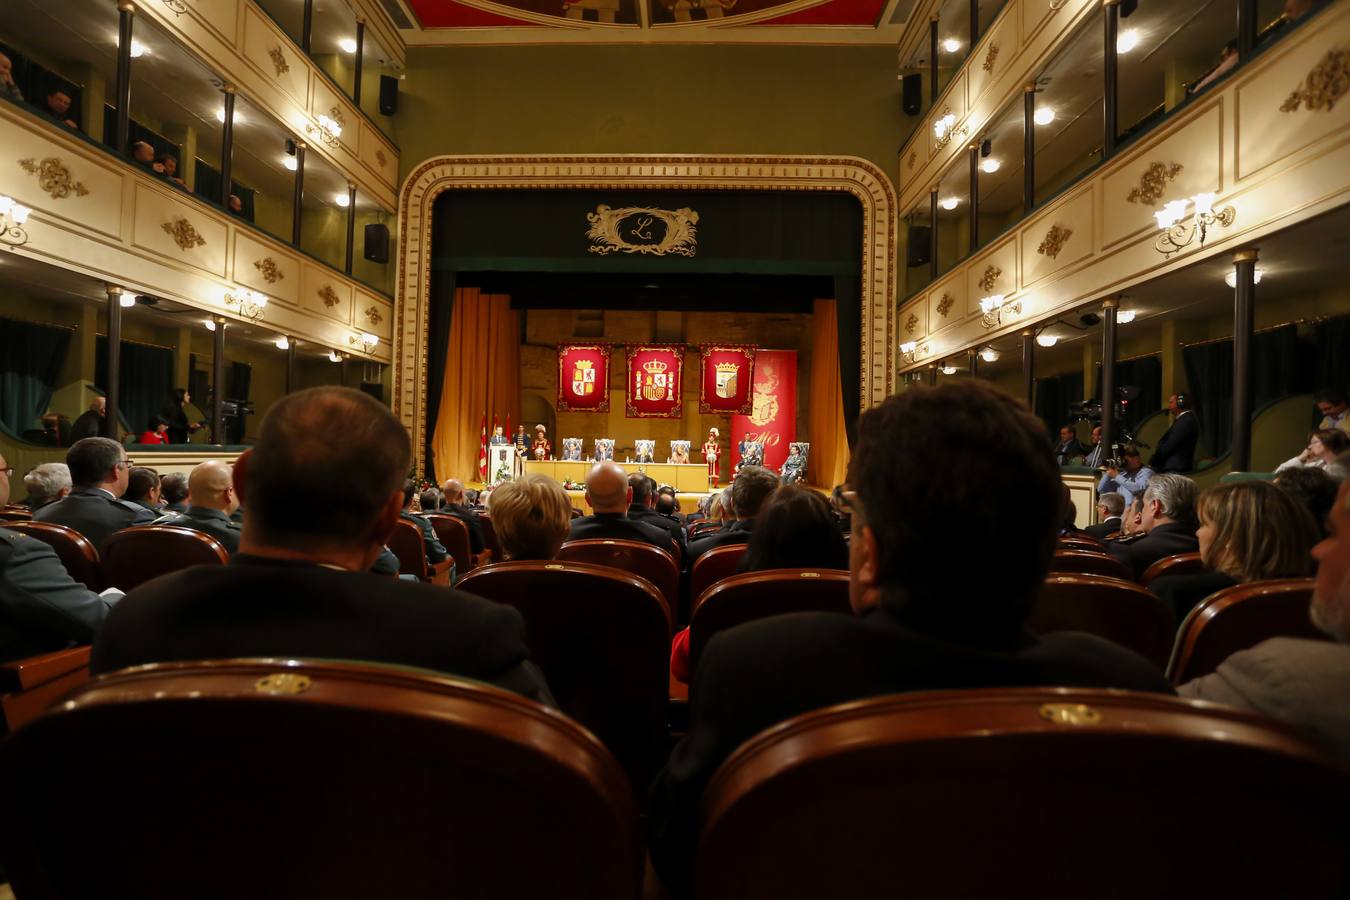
[979,265,1002,293]
[17,157,89,199]
[161,0,189,14]
[268,45,290,77]
[907,150,917,171]
[376,149,388,168]
[318,285,340,308]
[936,293,955,317]
[253,257,284,283]
[161,217,206,251]
[365,305,383,326]
[904,312,919,335]
[982,43,1000,73]
[1280,47,1350,113]
[1037,224,1073,260]
[1126,161,1183,205]
[586,204,699,257]
[328,106,347,129]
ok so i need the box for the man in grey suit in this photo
[35,438,156,551]
[1180,468,1350,762]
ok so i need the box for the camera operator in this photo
[1098,445,1153,506]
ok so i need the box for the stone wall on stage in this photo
[518,307,815,478]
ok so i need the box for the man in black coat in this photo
[91,386,552,706]
[686,465,780,565]
[35,437,156,552]
[440,478,486,555]
[68,397,106,443]
[1107,472,1201,580]
[647,380,1173,889]
[1151,393,1200,473]
[567,462,676,556]
[627,473,685,560]
[1084,492,1125,540]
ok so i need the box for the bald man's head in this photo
[585,461,630,514]
[189,460,237,513]
[442,478,465,503]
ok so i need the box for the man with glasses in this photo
[34,437,156,552]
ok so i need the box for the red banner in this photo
[732,350,796,472]
[626,345,684,419]
[698,345,756,414]
[557,344,610,412]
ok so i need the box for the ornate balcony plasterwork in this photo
[1037,224,1073,259]
[1280,46,1350,113]
[254,257,284,283]
[1126,162,1183,205]
[17,157,89,199]
[162,216,207,251]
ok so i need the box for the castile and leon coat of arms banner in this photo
[698,345,756,415]
[731,350,797,472]
[557,344,611,412]
[626,344,685,419]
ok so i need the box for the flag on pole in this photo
[478,413,488,482]
[505,413,511,446]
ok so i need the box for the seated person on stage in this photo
[779,442,808,484]
[1106,473,1200,580]
[21,463,71,513]
[154,460,242,556]
[1180,468,1350,762]
[1097,445,1153,506]
[1151,480,1317,621]
[1276,466,1339,540]
[686,465,780,565]
[399,479,449,566]
[628,473,685,559]
[669,441,691,465]
[0,449,121,664]
[440,478,486,556]
[635,440,655,464]
[1276,429,1350,481]
[35,437,157,551]
[1085,492,1125,540]
[159,472,188,515]
[123,466,162,515]
[488,473,573,561]
[648,380,1173,886]
[90,387,552,704]
[568,462,676,556]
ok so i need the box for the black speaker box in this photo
[906,225,931,267]
[901,74,923,116]
[379,75,399,115]
[364,223,390,264]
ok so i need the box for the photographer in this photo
[1098,445,1153,506]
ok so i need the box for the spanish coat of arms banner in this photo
[625,344,685,418]
[698,345,756,414]
[557,344,610,412]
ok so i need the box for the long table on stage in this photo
[524,460,711,493]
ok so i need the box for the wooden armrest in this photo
[0,646,92,691]
[428,557,454,586]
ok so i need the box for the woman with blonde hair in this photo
[1151,479,1319,619]
[487,473,573,561]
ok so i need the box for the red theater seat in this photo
[101,525,229,592]
[388,518,453,585]
[1140,552,1206,586]
[1049,549,1132,580]
[1032,574,1175,668]
[5,520,105,592]
[689,543,749,603]
[558,538,678,611]
[0,646,91,736]
[425,513,475,574]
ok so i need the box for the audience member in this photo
[1276,466,1339,538]
[0,53,23,103]
[568,462,677,555]
[400,479,449,565]
[159,472,189,515]
[1316,388,1350,435]
[830,484,852,536]
[1083,424,1105,469]
[39,412,70,447]
[154,460,240,555]
[1276,429,1349,480]
[159,389,201,445]
[43,88,77,128]
[138,417,171,445]
[649,381,1171,885]
[69,397,106,443]
[90,387,552,703]
[419,488,442,513]
[1152,481,1318,621]
[1107,473,1200,579]
[129,140,155,168]
[489,472,572,561]
[21,463,71,512]
[1054,425,1086,466]
[0,450,119,663]
[1085,492,1126,540]
[123,466,162,515]
[1179,468,1350,761]
[34,438,155,550]
[1117,494,1146,540]
[227,194,244,215]
[1059,491,1081,536]
[156,153,186,187]
[627,473,685,558]
[440,478,486,555]
[687,465,780,564]
[1151,394,1199,474]
[1097,445,1153,506]
[1188,41,1238,95]
[655,493,680,518]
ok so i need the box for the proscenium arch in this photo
[394,155,898,474]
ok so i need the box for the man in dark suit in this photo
[440,478,486,556]
[400,479,449,564]
[35,437,156,551]
[686,465,780,565]
[648,380,1172,887]
[154,460,242,556]
[68,397,106,443]
[627,473,685,560]
[91,386,552,706]
[123,466,162,515]
[1151,393,1200,473]
[1084,492,1125,540]
[1054,425,1087,466]
[1107,473,1200,580]
[159,472,189,515]
[568,462,676,555]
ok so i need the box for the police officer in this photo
[155,460,242,556]
[35,437,156,552]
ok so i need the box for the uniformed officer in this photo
[154,460,242,556]
[35,437,156,552]
[400,480,450,565]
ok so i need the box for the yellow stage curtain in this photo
[430,289,520,482]
[808,298,851,489]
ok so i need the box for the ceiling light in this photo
[941,365,958,375]
[941,38,962,53]
[128,40,147,58]
[1033,107,1056,126]
[980,347,1000,363]
[1117,309,1137,324]
[215,108,227,123]
[339,38,359,53]
[328,350,342,363]
[1225,268,1265,288]
[980,158,1001,174]
[282,156,298,171]
[1036,333,1059,347]
[979,294,1005,314]
[335,193,351,208]
[941,197,959,211]
[1116,29,1140,54]
[204,319,217,331]
[275,336,290,350]
[118,293,135,308]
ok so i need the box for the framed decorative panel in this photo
[626,344,684,418]
[698,345,756,414]
[557,343,611,412]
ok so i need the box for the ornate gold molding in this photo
[253,257,284,283]
[1280,47,1350,113]
[978,264,1002,293]
[364,305,384,327]
[1037,224,1073,260]
[161,217,206,251]
[376,149,388,169]
[904,312,919,334]
[17,157,89,199]
[161,0,189,13]
[586,205,699,256]
[268,45,290,78]
[936,293,954,317]
[328,106,347,130]
[982,43,1000,74]
[1126,161,1183,205]
[318,285,340,308]
[907,150,917,171]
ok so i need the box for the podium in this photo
[488,445,515,484]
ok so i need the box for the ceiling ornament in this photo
[1126,161,1183,205]
[1280,46,1350,113]
[268,45,290,77]
[978,264,1002,293]
[936,292,955,317]
[17,157,89,200]
[982,43,999,73]
[161,217,206,251]
[586,204,699,256]
[318,285,341,308]
[1037,224,1072,260]
[253,257,284,283]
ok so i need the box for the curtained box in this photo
[525,460,709,492]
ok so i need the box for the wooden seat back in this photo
[687,520,723,540]
[1140,552,1206,586]
[1049,549,1132,580]
[425,513,474,573]
[477,513,501,562]
[557,539,679,611]
[101,525,229,592]
[6,520,105,591]
[0,646,91,736]
[1168,578,1326,684]
[1032,574,1175,668]
[0,659,640,900]
[1,508,33,522]
[689,543,749,602]
[696,688,1350,900]
[1057,535,1105,553]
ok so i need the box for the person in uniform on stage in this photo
[513,425,529,454]
[703,427,721,488]
[532,425,552,461]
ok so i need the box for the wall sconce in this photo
[328,350,345,363]
[348,331,379,353]
[305,113,343,148]
[979,294,1022,329]
[900,340,931,364]
[0,195,32,248]
[933,112,966,149]
[224,288,268,321]
[1116,309,1137,324]
[1154,191,1236,257]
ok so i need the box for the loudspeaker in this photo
[359,381,384,403]
[901,74,923,116]
[378,75,398,115]
[364,223,389,264]
[906,225,931,267]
